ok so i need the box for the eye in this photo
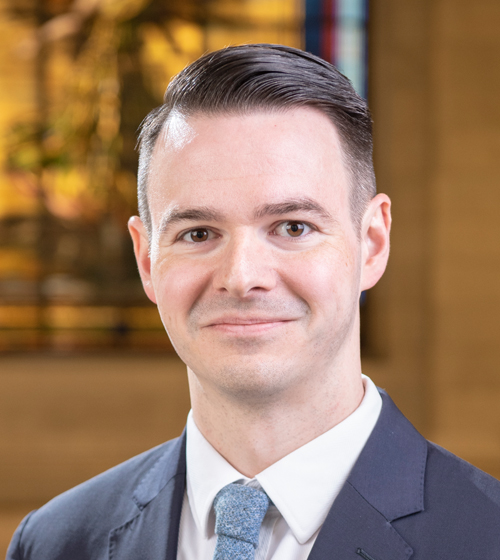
[273,221,312,238]
[181,228,215,243]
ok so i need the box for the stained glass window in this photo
[305,0,368,98]
[0,0,301,352]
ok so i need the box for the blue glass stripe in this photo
[304,0,322,56]
[336,0,368,97]
[338,0,365,19]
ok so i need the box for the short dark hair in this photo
[137,44,376,236]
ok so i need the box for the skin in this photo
[129,107,391,477]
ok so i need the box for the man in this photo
[8,44,500,560]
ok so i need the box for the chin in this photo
[194,356,302,404]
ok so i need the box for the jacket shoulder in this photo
[393,439,500,558]
[426,439,500,510]
[7,437,182,560]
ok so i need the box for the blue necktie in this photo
[213,483,270,560]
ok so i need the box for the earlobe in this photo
[128,216,157,304]
[360,193,392,291]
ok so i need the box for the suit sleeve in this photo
[6,511,37,560]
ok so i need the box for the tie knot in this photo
[213,483,270,547]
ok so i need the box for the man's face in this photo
[131,108,384,402]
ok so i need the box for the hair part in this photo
[137,44,376,238]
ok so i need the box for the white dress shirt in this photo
[177,375,382,560]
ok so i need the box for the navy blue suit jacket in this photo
[7,390,500,559]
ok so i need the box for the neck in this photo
[188,354,364,478]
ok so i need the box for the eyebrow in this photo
[158,197,334,235]
[253,197,334,221]
[159,207,225,234]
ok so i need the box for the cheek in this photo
[151,258,210,328]
[280,244,359,313]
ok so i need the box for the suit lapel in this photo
[308,391,427,560]
[108,432,186,560]
[308,482,413,560]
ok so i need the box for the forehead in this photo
[147,107,351,223]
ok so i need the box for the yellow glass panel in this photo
[0,249,39,278]
[125,307,164,330]
[45,306,120,329]
[0,306,39,328]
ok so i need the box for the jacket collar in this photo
[308,390,427,560]
[348,389,427,522]
[108,432,187,560]
[132,430,187,510]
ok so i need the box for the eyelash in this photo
[179,228,218,243]
[271,221,314,239]
[178,221,316,243]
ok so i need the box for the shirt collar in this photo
[186,374,382,544]
[185,411,249,538]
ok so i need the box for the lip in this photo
[203,317,295,334]
[207,316,294,325]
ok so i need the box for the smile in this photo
[204,318,295,335]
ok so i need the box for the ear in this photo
[359,193,392,291]
[128,216,157,304]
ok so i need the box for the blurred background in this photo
[1,0,500,553]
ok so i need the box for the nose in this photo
[212,230,277,298]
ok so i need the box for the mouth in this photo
[203,317,296,335]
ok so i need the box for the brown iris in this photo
[190,229,209,242]
[286,222,305,237]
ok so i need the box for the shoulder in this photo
[366,391,500,555]
[394,438,500,555]
[376,389,500,513]
[7,437,183,560]
[425,439,500,511]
